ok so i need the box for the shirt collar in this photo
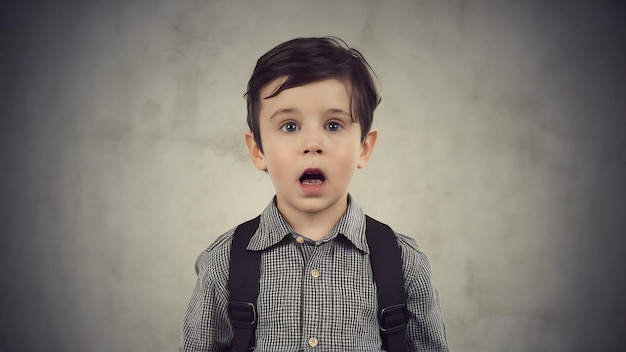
[246,194,369,253]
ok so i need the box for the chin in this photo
[297,195,345,211]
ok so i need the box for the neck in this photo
[276,196,349,241]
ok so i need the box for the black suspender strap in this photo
[366,215,410,352]
[227,216,261,352]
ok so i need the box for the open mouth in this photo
[299,168,325,185]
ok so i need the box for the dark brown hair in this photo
[245,37,381,152]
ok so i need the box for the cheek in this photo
[335,150,361,172]
[263,147,291,173]
[342,142,363,160]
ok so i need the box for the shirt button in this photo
[308,337,318,347]
[296,236,305,244]
[311,269,320,278]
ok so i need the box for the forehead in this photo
[259,78,352,115]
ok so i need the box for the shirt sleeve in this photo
[181,231,235,352]
[398,235,449,352]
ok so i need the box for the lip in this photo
[299,168,326,195]
[301,168,323,175]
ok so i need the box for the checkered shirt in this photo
[181,196,448,351]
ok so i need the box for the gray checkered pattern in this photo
[181,196,448,351]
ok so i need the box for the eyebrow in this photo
[326,108,352,118]
[269,108,297,120]
[269,108,352,120]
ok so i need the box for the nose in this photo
[304,147,323,154]
[302,129,324,155]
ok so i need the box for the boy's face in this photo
[245,78,377,218]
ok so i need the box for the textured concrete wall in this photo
[2,1,625,351]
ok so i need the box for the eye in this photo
[325,121,342,132]
[281,122,300,132]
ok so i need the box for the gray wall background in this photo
[2,1,625,351]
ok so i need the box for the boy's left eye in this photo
[325,122,342,132]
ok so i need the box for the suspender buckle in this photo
[379,304,409,333]
[229,301,257,328]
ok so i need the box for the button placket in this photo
[301,242,324,351]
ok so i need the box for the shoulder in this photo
[194,227,236,285]
[365,216,431,276]
[395,233,428,268]
[368,216,433,284]
[365,216,424,261]
[395,232,423,259]
[393,232,436,292]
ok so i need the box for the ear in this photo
[357,129,378,169]
[245,132,267,171]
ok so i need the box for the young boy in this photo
[181,37,448,351]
